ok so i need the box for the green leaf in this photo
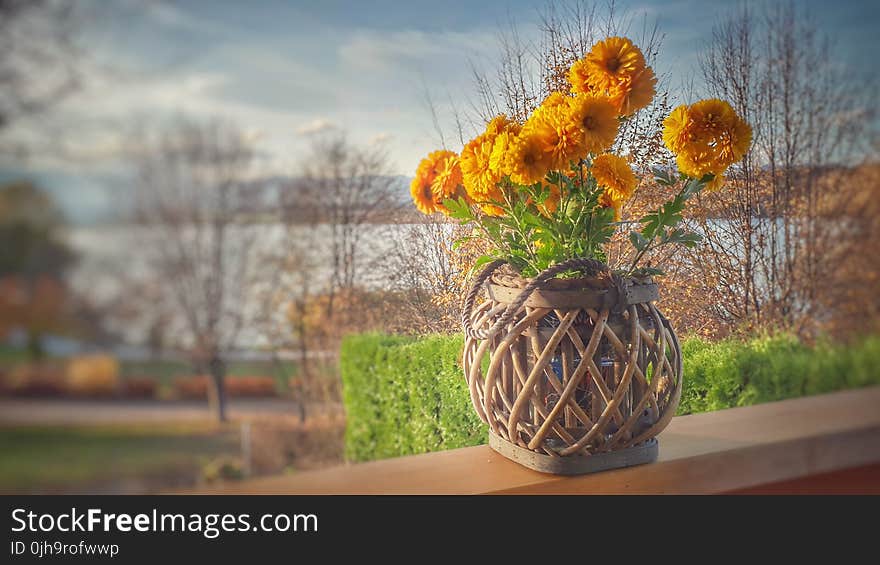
[651,166,676,186]
[442,197,473,221]
[521,212,549,231]
[640,215,661,239]
[679,232,702,248]
[629,231,649,251]
[681,177,705,200]
[661,228,702,248]
[467,254,497,278]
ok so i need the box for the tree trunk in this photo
[296,338,309,424]
[209,355,228,422]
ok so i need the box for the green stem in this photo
[502,190,540,273]
[626,240,654,275]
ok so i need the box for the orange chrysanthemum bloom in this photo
[522,105,584,170]
[568,58,594,96]
[507,132,553,186]
[488,120,522,178]
[675,149,716,178]
[664,99,752,178]
[410,174,438,215]
[410,149,460,215]
[662,105,695,154]
[689,99,750,169]
[431,152,463,202]
[566,94,619,155]
[591,153,638,202]
[480,203,505,217]
[485,114,518,136]
[568,37,655,116]
[541,91,570,110]
[715,115,753,167]
[608,67,657,116]
[689,98,735,132]
[583,37,646,93]
[461,131,503,204]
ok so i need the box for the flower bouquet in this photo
[410,37,751,474]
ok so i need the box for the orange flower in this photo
[675,149,715,178]
[488,120,522,178]
[662,105,694,154]
[568,37,655,116]
[583,37,646,92]
[608,67,657,116]
[480,203,505,217]
[664,99,752,178]
[568,58,595,96]
[410,172,439,215]
[410,149,461,215]
[540,91,571,110]
[431,153,463,202]
[485,114,518,136]
[716,115,753,166]
[591,153,638,201]
[507,131,553,186]
[521,104,584,170]
[461,131,503,204]
[565,94,619,155]
[689,99,736,138]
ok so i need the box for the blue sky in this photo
[1,0,877,224]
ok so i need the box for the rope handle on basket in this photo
[461,257,620,340]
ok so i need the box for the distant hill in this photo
[240,174,419,224]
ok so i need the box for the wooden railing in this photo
[193,386,880,494]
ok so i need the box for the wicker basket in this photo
[461,257,682,475]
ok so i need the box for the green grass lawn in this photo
[0,423,240,493]
[0,345,30,365]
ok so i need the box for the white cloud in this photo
[369,132,392,145]
[2,22,505,190]
[296,118,338,135]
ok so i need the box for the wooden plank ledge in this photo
[188,386,880,494]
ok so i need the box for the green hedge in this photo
[678,333,880,414]
[340,334,486,462]
[341,332,880,462]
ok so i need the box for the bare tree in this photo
[250,131,400,418]
[381,219,473,334]
[130,119,263,421]
[0,0,83,132]
[251,195,322,422]
[682,1,873,337]
[296,131,399,316]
